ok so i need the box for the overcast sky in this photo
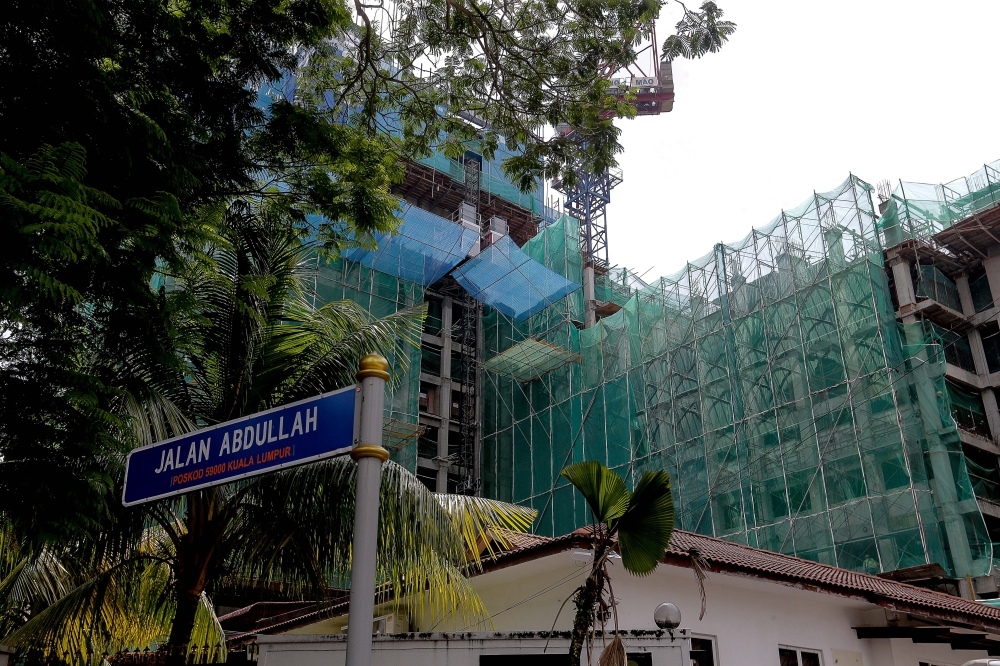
[597,0,1000,281]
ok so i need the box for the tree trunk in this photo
[568,567,603,666]
[164,492,226,666]
[165,585,203,665]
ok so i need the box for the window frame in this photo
[778,645,824,666]
[690,633,719,666]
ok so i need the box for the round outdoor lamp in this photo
[653,602,681,630]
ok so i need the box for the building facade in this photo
[326,154,1000,584]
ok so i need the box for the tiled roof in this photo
[487,528,554,553]
[484,528,1000,633]
[218,601,316,628]
[220,599,349,646]
[224,527,1000,642]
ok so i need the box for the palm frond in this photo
[190,593,227,663]
[561,461,629,525]
[260,299,426,404]
[615,470,674,576]
[118,387,197,448]
[0,521,76,637]
[3,558,170,665]
[433,494,536,561]
[0,550,73,611]
[2,554,225,665]
[226,458,529,625]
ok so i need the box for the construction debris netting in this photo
[311,256,425,472]
[878,160,1000,246]
[341,204,478,286]
[416,147,548,216]
[454,234,581,321]
[479,177,992,577]
[482,338,580,383]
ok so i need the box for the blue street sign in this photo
[123,386,359,506]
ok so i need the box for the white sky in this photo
[604,0,1000,281]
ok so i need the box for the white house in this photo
[229,528,1000,666]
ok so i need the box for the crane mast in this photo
[554,20,674,328]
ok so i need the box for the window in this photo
[424,299,442,336]
[419,382,438,415]
[690,635,717,666]
[415,465,437,491]
[451,349,466,381]
[448,428,464,457]
[417,426,439,460]
[421,345,442,375]
[779,647,821,666]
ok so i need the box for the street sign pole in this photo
[345,354,391,666]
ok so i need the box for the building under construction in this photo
[315,132,1000,592]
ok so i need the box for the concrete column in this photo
[957,274,1000,439]
[981,388,1000,440]
[903,325,975,576]
[583,265,596,329]
[346,354,390,666]
[437,298,453,491]
[889,256,917,324]
[984,248,1000,304]
[968,327,992,377]
[957,274,976,316]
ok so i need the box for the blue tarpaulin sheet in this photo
[454,235,581,321]
[342,205,479,286]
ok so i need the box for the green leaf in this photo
[616,470,675,576]
[226,457,535,629]
[561,461,629,524]
[1,554,225,665]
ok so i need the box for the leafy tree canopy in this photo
[0,0,402,543]
[0,0,732,547]
[303,0,736,189]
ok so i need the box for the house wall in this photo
[256,632,689,666]
[269,548,989,666]
[410,549,990,666]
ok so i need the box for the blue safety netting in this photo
[453,235,581,321]
[342,205,479,286]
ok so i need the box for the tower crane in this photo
[554,20,674,328]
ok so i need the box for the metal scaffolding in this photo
[477,176,993,578]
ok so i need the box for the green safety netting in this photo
[478,176,993,578]
[922,320,976,374]
[311,256,425,472]
[971,273,995,314]
[483,338,580,383]
[966,456,1000,503]
[946,378,991,437]
[304,161,1000,578]
[416,150,548,216]
[878,160,1000,246]
[915,265,962,313]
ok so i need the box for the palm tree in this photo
[0,520,72,644]
[559,462,674,666]
[2,198,535,664]
[0,523,225,664]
